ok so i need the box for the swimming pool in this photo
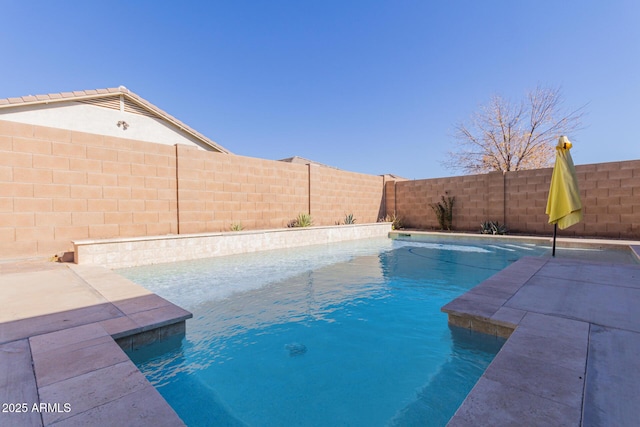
[119,237,626,426]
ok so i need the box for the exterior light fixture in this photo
[117,120,129,130]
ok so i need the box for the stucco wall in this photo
[0,102,210,150]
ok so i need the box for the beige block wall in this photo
[393,172,503,230]
[0,119,386,259]
[391,160,640,239]
[309,164,385,225]
[0,120,178,258]
[573,160,639,238]
[504,167,552,235]
[176,145,309,233]
[505,161,640,238]
[2,116,638,260]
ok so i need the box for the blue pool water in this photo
[119,238,623,426]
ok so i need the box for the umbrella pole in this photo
[552,223,557,257]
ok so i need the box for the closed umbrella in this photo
[546,136,583,256]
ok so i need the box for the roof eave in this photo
[0,87,231,154]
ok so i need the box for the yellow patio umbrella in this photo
[546,136,583,256]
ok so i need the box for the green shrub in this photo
[230,223,243,231]
[430,196,455,230]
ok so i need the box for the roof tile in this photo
[48,93,62,99]
[22,95,37,102]
[8,97,23,104]
[36,94,51,101]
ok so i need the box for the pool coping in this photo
[390,230,640,256]
[0,262,191,426]
[442,256,640,426]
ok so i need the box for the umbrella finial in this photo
[557,135,572,149]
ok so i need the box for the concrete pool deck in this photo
[443,251,640,426]
[0,260,191,426]
[2,238,639,426]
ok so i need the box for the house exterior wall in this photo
[0,102,211,150]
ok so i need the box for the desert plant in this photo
[480,221,508,235]
[380,213,403,230]
[480,221,492,234]
[289,213,313,227]
[343,213,356,225]
[430,195,455,230]
[230,222,243,231]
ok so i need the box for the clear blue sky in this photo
[2,1,639,179]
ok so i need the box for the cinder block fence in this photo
[1,118,638,259]
[388,160,640,239]
[0,120,386,258]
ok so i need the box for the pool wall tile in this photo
[448,314,471,329]
[116,321,186,352]
[495,324,514,338]
[468,318,499,336]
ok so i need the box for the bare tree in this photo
[444,86,584,174]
